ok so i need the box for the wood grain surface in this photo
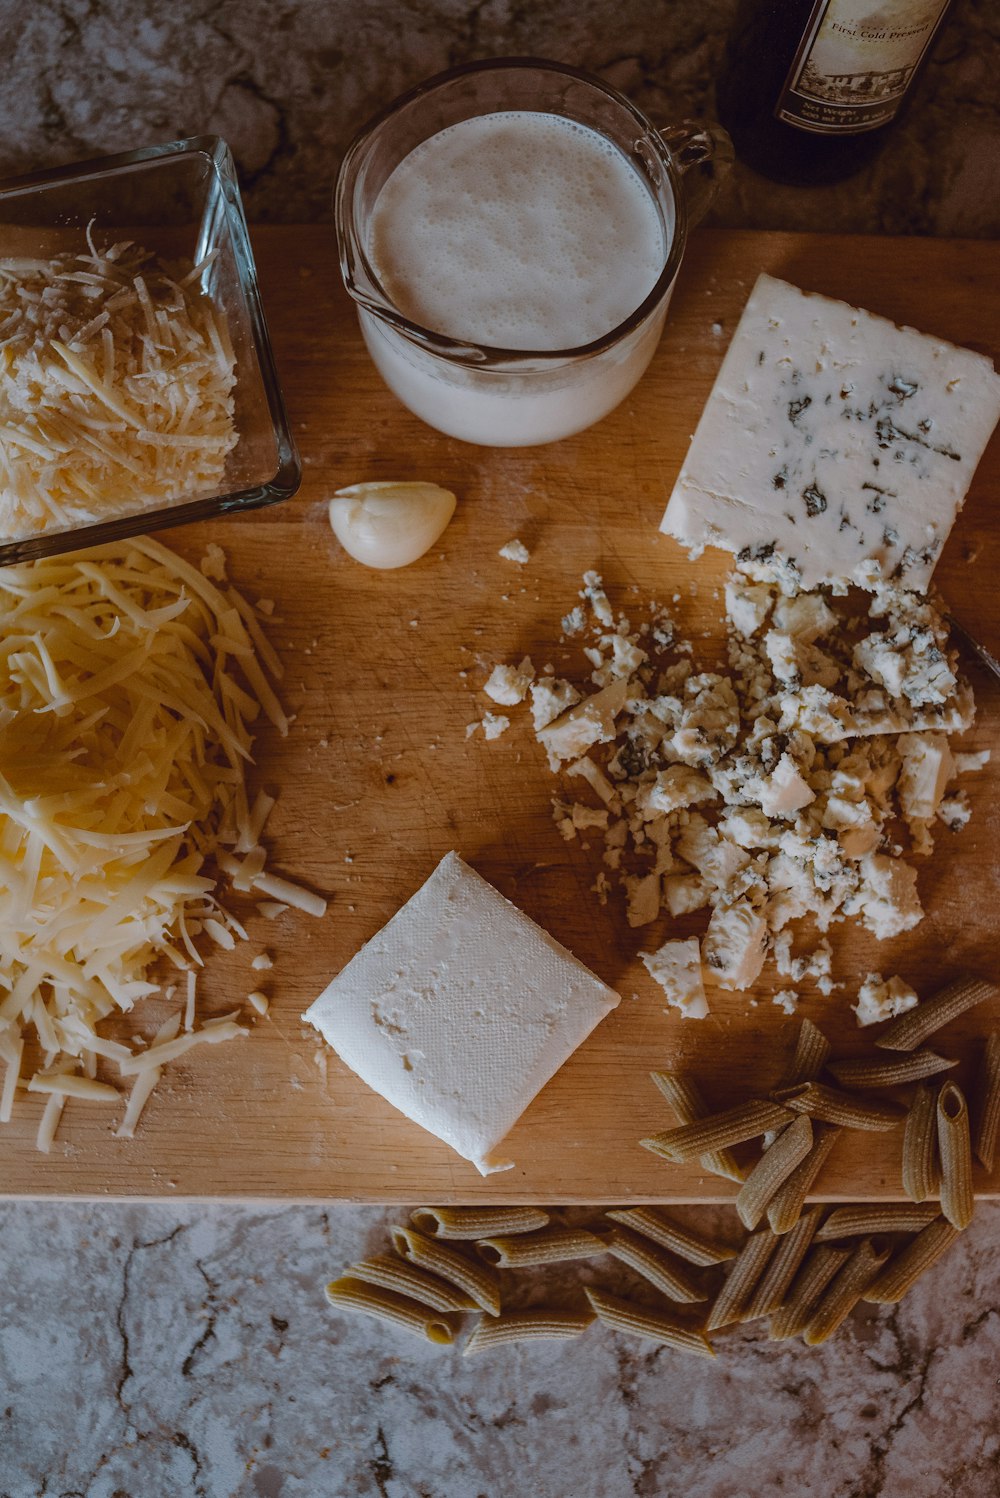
[2,227,999,1204]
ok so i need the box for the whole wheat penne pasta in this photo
[642,1099,793,1163]
[827,1050,957,1089]
[476,1226,607,1269]
[780,1017,832,1086]
[706,1228,777,1331]
[972,1032,1000,1172]
[773,1082,904,1131]
[605,1207,737,1266]
[815,1203,941,1241]
[766,1125,842,1234]
[768,1245,851,1340]
[463,1308,594,1355]
[585,1288,715,1358]
[875,974,999,1053]
[411,1205,550,1239]
[345,1254,479,1313]
[390,1226,501,1315]
[605,1225,707,1303]
[743,1206,823,1322]
[937,1081,974,1230]
[902,1082,939,1204]
[802,1237,892,1345]
[650,1072,746,1183]
[862,1219,962,1304]
[324,1276,459,1344]
[735,1115,814,1230]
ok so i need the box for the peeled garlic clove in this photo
[329,482,457,569]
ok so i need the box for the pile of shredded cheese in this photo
[0,230,237,540]
[0,536,325,1151]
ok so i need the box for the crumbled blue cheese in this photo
[661,273,1000,591]
[702,898,768,990]
[483,656,535,706]
[853,971,919,1027]
[498,538,530,564]
[485,566,981,1005]
[640,937,709,1019]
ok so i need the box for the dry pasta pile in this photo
[324,976,999,1355]
[0,536,325,1150]
[0,230,237,540]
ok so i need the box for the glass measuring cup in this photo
[336,58,733,447]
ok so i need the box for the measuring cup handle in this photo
[658,119,735,228]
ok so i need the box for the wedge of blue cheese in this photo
[304,851,619,1175]
[662,274,1000,591]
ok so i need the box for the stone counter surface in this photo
[2,2,1000,1495]
[2,0,999,237]
[3,1200,1000,1498]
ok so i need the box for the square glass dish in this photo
[0,135,299,565]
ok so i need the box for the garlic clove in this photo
[328,481,457,569]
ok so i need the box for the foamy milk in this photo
[360,111,672,445]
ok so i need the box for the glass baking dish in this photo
[0,135,299,565]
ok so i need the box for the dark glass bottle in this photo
[716,0,952,185]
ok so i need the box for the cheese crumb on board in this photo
[0,236,237,541]
[661,273,1000,593]
[0,537,321,1147]
[498,538,531,564]
[640,937,708,1020]
[853,972,919,1027]
[304,851,619,1174]
[486,567,985,1000]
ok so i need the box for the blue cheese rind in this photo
[661,273,1000,591]
[303,851,619,1175]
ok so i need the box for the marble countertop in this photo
[2,3,1000,1495]
[4,1199,1000,1497]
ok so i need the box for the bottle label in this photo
[775,0,949,135]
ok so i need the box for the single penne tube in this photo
[902,1082,939,1204]
[706,1228,777,1331]
[972,1032,1000,1172]
[875,974,999,1053]
[862,1219,962,1304]
[773,1082,904,1132]
[584,1288,715,1358]
[411,1205,550,1239]
[642,1099,793,1163]
[463,1308,594,1355]
[743,1206,823,1322]
[390,1225,501,1316]
[768,1245,851,1341]
[780,1017,832,1086]
[604,1207,737,1266]
[324,1276,459,1344]
[346,1254,479,1313]
[650,1072,746,1183]
[815,1203,942,1241]
[476,1226,607,1269]
[735,1115,814,1231]
[766,1126,842,1235]
[802,1237,892,1345]
[937,1081,974,1230]
[605,1225,707,1303]
[827,1051,957,1090]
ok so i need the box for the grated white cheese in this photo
[0,237,237,541]
[0,538,316,1146]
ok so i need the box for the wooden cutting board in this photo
[3,227,999,1204]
